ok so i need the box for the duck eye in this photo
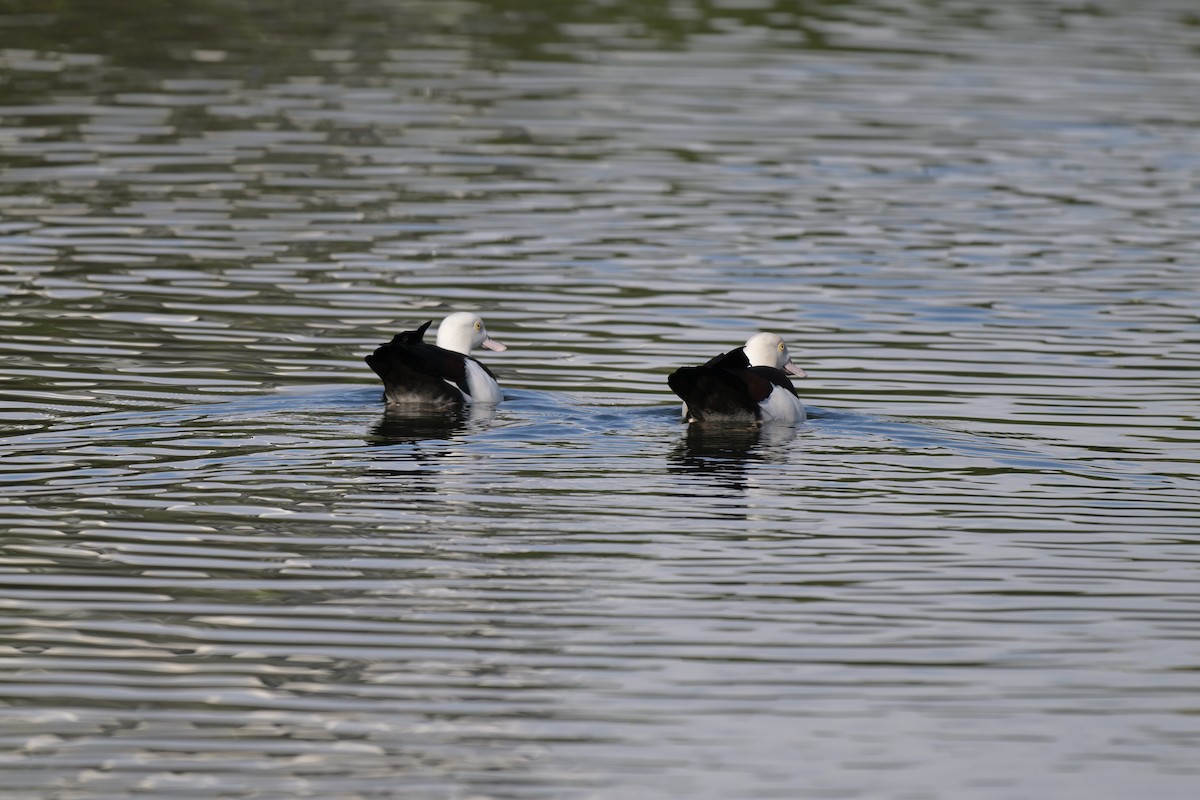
[778,342,785,351]
[475,322,482,331]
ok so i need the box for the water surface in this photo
[2,1,1199,798]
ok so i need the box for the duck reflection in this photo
[669,421,797,494]
[367,410,463,445]
[359,405,500,510]
[366,403,497,446]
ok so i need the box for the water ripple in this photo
[2,2,1200,798]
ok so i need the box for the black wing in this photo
[365,321,471,407]
[703,347,750,370]
[668,366,765,421]
[745,366,798,396]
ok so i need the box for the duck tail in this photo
[667,367,759,420]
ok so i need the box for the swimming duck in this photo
[668,332,807,424]
[365,312,507,408]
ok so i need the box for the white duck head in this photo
[435,312,507,356]
[743,332,806,377]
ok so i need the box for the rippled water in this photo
[2,1,1199,798]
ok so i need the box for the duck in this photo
[667,332,807,424]
[365,312,507,408]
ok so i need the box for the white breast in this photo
[758,386,806,424]
[463,359,503,404]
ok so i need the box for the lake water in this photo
[2,1,1199,797]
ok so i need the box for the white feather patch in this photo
[463,359,503,404]
[758,386,806,424]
